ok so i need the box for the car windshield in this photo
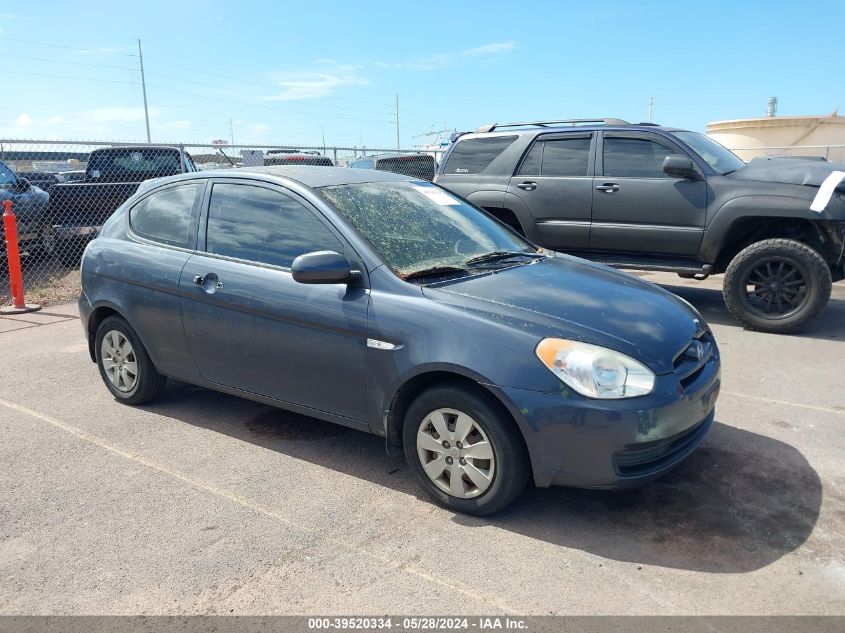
[319,181,537,279]
[674,131,745,175]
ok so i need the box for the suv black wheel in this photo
[95,316,167,404]
[723,238,832,334]
[403,385,530,515]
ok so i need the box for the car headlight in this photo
[535,338,655,399]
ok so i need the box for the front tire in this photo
[95,316,166,405]
[723,238,832,334]
[403,385,530,515]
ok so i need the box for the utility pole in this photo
[648,96,654,123]
[137,39,151,143]
[229,118,234,146]
[395,93,400,150]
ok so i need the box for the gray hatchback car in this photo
[79,166,720,515]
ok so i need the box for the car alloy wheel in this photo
[100,330,139,393]
[740,257,809,318]
[415,407,496,499]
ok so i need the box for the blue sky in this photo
[0,0,842,148]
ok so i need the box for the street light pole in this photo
[138,39,151,143]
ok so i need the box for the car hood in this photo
[731,157,845,189]
[422,255,704,374]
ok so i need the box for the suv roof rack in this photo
[474,118,630,133]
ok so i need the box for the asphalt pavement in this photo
[1,272,843,615]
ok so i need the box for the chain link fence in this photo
[726,144,845,162]
[0,139,446,306]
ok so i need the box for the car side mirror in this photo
[12,178,32,193]
[662,155,699,180]
[291,250,361,284]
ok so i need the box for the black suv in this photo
[435,118,845,333]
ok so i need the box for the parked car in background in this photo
[348,153,437,181]
[49,146,196,266]
[79,165,719,515]
[264,150,333,167]
[0,159,53,265]
[14,170,64,193]
[60,170,87,183]
[435,118,845,333]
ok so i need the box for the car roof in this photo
[176,165,419,188]
[462,122,688,139]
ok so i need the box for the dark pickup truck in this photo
[50,146,196,266]
[435,119,845,333]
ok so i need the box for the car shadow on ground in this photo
[657,282,845,342]
[145,384,821,575]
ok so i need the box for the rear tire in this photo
[723,238,831,334]
[403,385,530,515]
[95,316,166,405]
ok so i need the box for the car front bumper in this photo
[492,353,720,489]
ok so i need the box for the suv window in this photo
[88,148,183,181]
[206,183,343,268]
[603,136,674,178]
[518,136,591,176]
[443,136,517,175]
[129,183,202,247]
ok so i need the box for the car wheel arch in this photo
[86,303,143,363]
[702,195,827,265]
[383,369,531,467]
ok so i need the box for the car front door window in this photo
[603,136,674,178]
[206,183,343,266]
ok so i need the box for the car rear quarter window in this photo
[603,136,674,178]
[206,183,343,268]
[129,183,202,248]
[443,136,517,175]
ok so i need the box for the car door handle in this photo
[596,183,620,193]
[193,274,224,290]
[516,181,537,191]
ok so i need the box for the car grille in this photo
[614,415,712,477]
[673,328,715,391]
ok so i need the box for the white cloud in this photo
[376,40,516,70]
[16,113,31,126]
[264,64,368,101]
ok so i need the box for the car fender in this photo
[700,194,830,263]
[376,360,538,450]
[501,192,543,242]
[464,189,506,210]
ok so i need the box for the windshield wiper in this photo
[401,265,469,282]
[464,251,544,266]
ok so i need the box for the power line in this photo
[0,51,138,72]
[146,84,394,124]
[0,36,137,57]
[0,69,139,85]
[142,69,389,116]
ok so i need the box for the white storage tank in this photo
[707,111,845,162]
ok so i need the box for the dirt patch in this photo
[246,408,349,441]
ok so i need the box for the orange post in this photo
[1,199,41,315]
